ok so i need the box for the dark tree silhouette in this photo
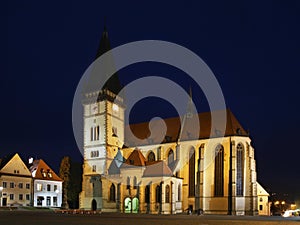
[59,156,71,209]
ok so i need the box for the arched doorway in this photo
[132,197,139,213]
[91,199,97,211]
[124,197,139,213]
[124,197,131,213]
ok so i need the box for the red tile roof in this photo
[29,159,62,182]
[125,109,248,146]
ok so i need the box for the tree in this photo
[68,161,82,209]
[59,156,71,209]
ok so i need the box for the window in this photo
[147,151,155,162]
[96,126,100,140]
[214,144,224,197]
[109,184,116,202]
[133,176,138,189]
[91,126,100,141]
[165,185,170,203]
[19,183,23,189]
[155,185,161,203]
[37,183,42,191]
[259,205,263,211]
[26,183,30,189]
[26,194,30,201]
[46,196,51,206]
[260,197,263,202]
[9,194,14,200]
[47,170,53,178]
[53,197,57,206]
[54,185,58,192]
[112,127,117,137]
[126,177,130,189]
[14,170,19,174]
[41,169,47,178]
[167,149,174,166]
[92,165,96,172]
[47,184,51,191]
[91,151,99,158]
[145,185,150,203]
[90,127,93,141]
[189,148,195,197]
[10,182,14,188]
[19,194,23,200]
[94,126,99,140]
[178,184,181,201]
[3,181,7,188]
[236,143,244,196]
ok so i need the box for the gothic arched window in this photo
[155,185,161,203]
[109,184,116,202]
[236,143,244,196]
[145,185,150,203]
[126,177,130,189]
[133,176,138,189]
[177,184,181,201]
[165,185,170,203]
[147,151,155,162]
[188,147,195,197]
[167,149,174,166]
[214,144,224,197]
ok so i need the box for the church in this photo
[79,27,260,215]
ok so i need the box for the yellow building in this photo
[257,182,270,216]
[79,27,260,215]
[0,153,32,207]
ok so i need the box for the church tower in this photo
[79,27,125,210]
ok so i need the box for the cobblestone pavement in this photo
[0,211,299,225]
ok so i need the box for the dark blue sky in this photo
[4,1,300,200]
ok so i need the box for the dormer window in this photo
[47,170,52,178]
[41,169,47,178]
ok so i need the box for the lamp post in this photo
[0,186,3,207]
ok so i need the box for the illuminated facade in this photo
[79,27,260,215]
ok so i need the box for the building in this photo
[29,159,63,207]
[79,27,260,215]
[0,153,32,207]
[257,182,270,216]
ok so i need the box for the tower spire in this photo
[84,24,122,96]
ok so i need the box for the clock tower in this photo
[79,26,124,211]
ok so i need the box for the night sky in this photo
[4,1,300,201]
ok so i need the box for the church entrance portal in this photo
[124,197,139,213]
[91,199,97,210]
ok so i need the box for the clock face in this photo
[91,104,98,114]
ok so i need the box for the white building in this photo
[29,159,63,207]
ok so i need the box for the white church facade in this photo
[79,27,260,215]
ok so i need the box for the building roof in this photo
[0,153,32,177]
[125,109,248,146]
[84,26,122,96]
[143,160,173,177]
[29,159,62,182]
[123,149,147,167]
[257,182,270,196]
[114,148,174,178]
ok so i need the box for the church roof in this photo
[84,26,122,96]
[143,161,173,177]
[123,149,147,167]
[125,109,248,146]
[29,159,62,182]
